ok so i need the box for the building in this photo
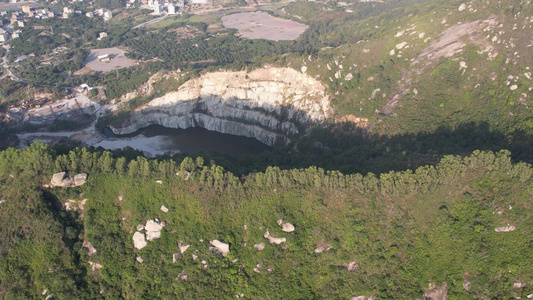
[12,30,21,39]
[86,12,94,18]
[0,30,8,43]
[17,20,24,27]
[154,3,162,14]
[22,5,31,14]
[168,3,176,14]
[97,32,107,40]
[103,10,112,21]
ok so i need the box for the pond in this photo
[99,125,272,157]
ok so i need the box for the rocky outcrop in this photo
[82,241,97,256]
[50,172,87,187]
[110,67,331,146]
[264,230,286,245]
[210,240,230,256]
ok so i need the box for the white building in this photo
[103,10,112,21]
[0,30,8,43]
[168,3,176,14]
[86,12,94,17]
[154,4,162,14]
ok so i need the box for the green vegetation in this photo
[1,143,532,298]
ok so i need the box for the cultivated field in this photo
[84,48,137,72]
[221,12,308,41]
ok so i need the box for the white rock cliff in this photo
[110,67,331,146]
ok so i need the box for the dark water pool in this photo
[103,125,271,157]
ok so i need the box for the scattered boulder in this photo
[510,84,518,91]
[51,172,72,187]
[79,199,88,210]
[463,278,471,291]
[133,232,148,250]
[458,3,466,11]
[301,66,307,73]
[160,205,169,213]
[282,223,295,233]
[264,230,286,245]
[423,283,448,300]
[64,199,76,211]
[145,219,165,241]
[137,224,145,231]
[396,42,408,49]
[177,270,188,281]
[350,296,371,300]
[82,240,97,256]
[210,240,230,257]
[192,254,198,260]
[155,180,163,184]
[136,256,144,263]
[173,253,183,262]
[495,225,516,232]
[281,244,290,250]
[179,242,190,254]
[277,219,283,225]
[513,282,526,289]
[253,264,261,273]
[88,261,103,272]
[50,172,88,187]
[118,195,123,201]
[73,173,88,186]
[345,73,353,81]
[314,244,332,253]
[254,243,265,251]
[341,260,358,272]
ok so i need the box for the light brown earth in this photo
[84,48,137,72]
[221,12,308,41]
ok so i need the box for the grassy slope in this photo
[1,144,533,298]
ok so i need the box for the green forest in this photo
[1,143,532,299]
[2,0,533,298]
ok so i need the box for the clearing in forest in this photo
[221,11,308,41]
[84,48,137,72]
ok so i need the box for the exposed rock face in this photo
[110,67,331,146]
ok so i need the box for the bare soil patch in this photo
[221,12,308,41]
[84,48,137,72]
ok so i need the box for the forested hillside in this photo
[1,143,532,299]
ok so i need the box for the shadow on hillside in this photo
[188,121,533,176]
